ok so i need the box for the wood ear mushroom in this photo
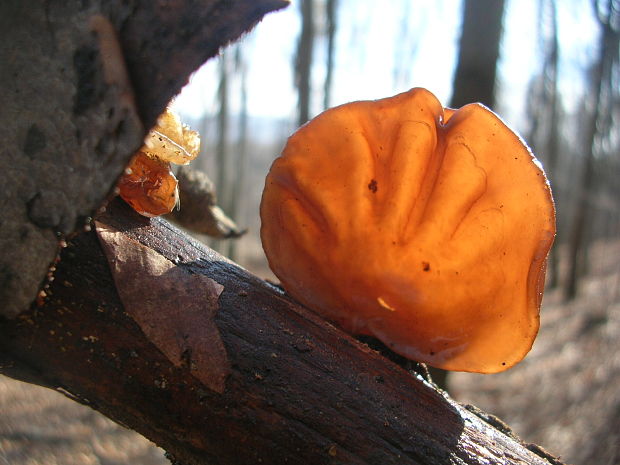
[260,88,556,373]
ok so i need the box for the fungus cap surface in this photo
[260,88,556,373]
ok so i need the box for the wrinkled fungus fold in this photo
[260,88,556,373]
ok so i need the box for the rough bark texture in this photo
[0,0,288,318]
[0,199,565,465]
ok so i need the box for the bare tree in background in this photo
[295,0,315,126]
[450,0,506,109]
[216,51,231,211]
[432,0,506,390]
[208,45,250,257]
[564,0,619,300]
[323,0,338,109]
[526,0,562,288]
[212,51,232,253]
[227,44,249,260]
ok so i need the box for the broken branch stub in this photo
[167,166,246,238]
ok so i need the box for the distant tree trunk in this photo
[437,0,505,390]
[527,0,561,288]
[216,52,230,199]
[449,0,505,109]
[213,51,231,253]
[227,45,249,261]
[564,0,619,300]
[295,0,315,125]
[323,0,337,110]
[544,0,561,288]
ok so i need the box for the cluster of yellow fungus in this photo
[118,108,199,217]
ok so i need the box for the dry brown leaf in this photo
[95,221,229,393]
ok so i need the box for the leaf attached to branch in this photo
[95,221,229,393]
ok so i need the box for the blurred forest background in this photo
[174,0,619,305]
[2,0,619,464]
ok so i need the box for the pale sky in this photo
[173,0,599,133]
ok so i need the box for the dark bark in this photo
[0,198,565,465]
[450,0,505,109]
[0,0,288,318]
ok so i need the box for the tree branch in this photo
[0,199,565,465]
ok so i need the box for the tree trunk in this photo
[544,0,561,289]
[212,50,232,254]
[0,198,565,465]
[564,0,619,300]
[436,0,505,390]
[295,0,315,126]
[227,45,249,261]
[323,0,338,110]
[526,0,561,288]
[449,0,505,109]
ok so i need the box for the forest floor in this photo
[1,240,618,465]
[450,239,620,465]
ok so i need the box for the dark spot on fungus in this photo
[422,261,431,272]
[368,179,378,193]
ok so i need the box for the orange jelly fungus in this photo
[260,88,556,373]
[118,108,199,217]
